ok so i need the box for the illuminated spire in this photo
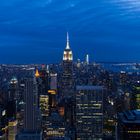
[66,32,70,49]
[63,32,73,61]
[35,69,40,78]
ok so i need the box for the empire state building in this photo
[61,32,74,99]
[63,32,73,61]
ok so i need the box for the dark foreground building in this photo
[16,70,42,140]
[76,86,104,140]
[118,110,140,140]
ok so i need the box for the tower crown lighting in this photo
[35,69,40,78]
[63,32,73,61]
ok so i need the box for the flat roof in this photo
[119,110,140,123]
[76,85,104,90]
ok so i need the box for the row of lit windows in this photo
[127,131,140,133]
[77,104,102,106]
[81,116,102,119]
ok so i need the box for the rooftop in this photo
[119,110,140,124]
[76,85,104,91]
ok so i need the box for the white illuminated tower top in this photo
[63,32,73,61]
[86,54,89,65]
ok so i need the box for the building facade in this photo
[76,86,104,140]
[118,110,140,140]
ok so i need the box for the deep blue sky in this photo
[0,0,140,63]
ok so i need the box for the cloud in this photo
[0,0,140,63]
[31,0,53,7]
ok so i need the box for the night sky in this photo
[0,0,140,64]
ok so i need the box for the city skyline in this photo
[1,1,140,139]
[0,0,140,63]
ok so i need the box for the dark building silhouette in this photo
[7,77,18,119]
[16,70,42,140]
[76,86,104,140]
[118,110,140,140]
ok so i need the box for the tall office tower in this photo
[16,80,25,131]
[16,70,42,140]
[39,65,49,95]
[48,90,57,114]
[9,77,18,101]
[86,54,89,65]
[119,71,127,87]
[7,77,18,119]
[0,106,7,140]
[35,65,49,96]
[62,32,74,99]
[7,78,18,140]
[118,110,140,140]
[76,86,104,140]
[40,95,49,117]
[23,71,39,131]
[50,73,57,91]
[48,73,57,109]
[131,81,140,110]
[39,95,49,139]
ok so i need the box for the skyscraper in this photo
[50,73,57,91]
[48,73,57,110]
[7,77,18,119]
[86,54,89,65]
[131,81,140,110]
[60,33,76,139]
[63,32,73,62]
[16,70,42,140]
[38,65,49,95]
[35,66,49,96]
[7,77,18,140]
[24,71,39,131]
[61,32,74,99]
[76,86,104,140]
